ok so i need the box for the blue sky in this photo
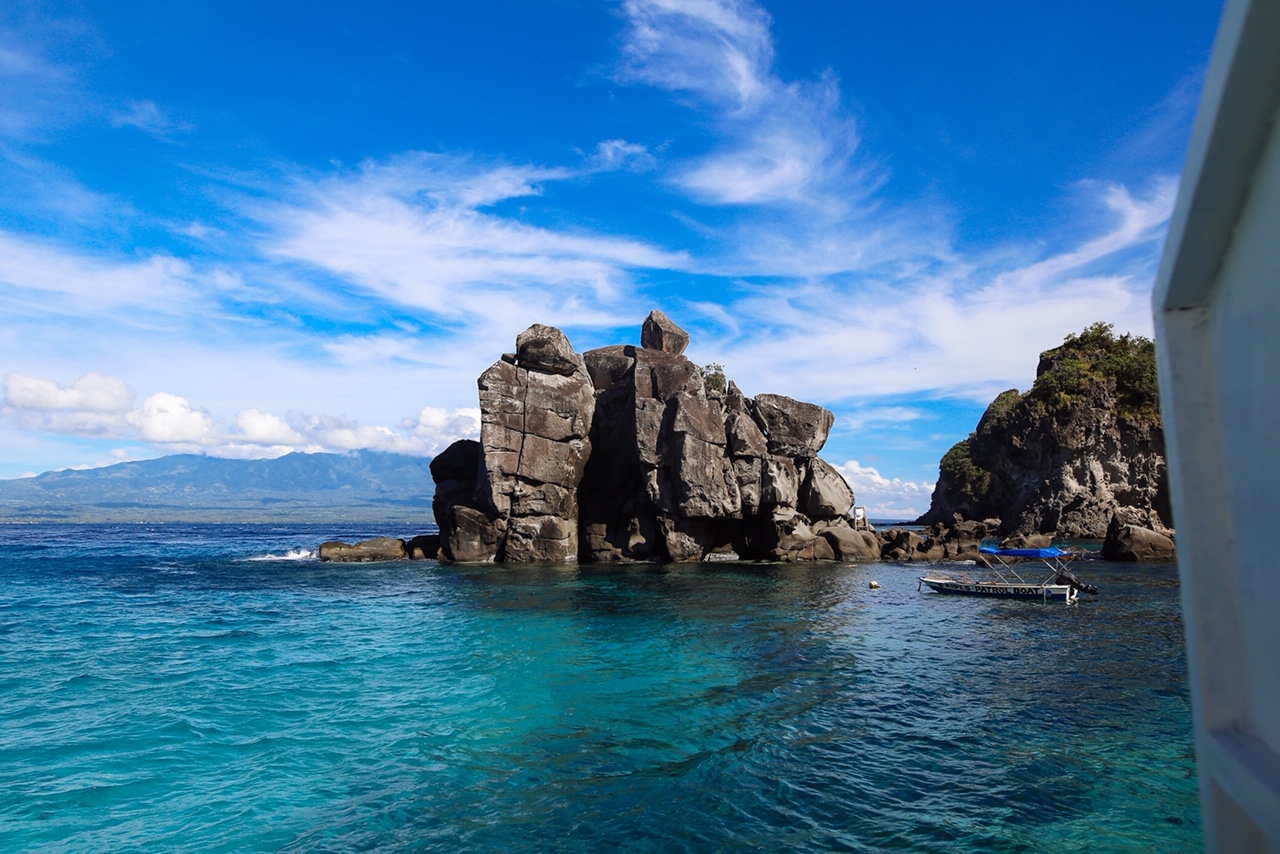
[0,0,1224,517]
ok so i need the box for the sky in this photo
[0,0,1225,517]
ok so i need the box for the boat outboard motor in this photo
[1055,569,1099,595]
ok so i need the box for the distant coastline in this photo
[0,508,438,525]
[0,450,435,526]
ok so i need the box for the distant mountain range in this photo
[0,451,437,523]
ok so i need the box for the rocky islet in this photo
[916,323,1175,562]
[429,311,873,563]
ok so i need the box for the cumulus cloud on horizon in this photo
[2,371,481,463]
[835,459,935,520]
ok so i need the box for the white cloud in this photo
[234,408,306,446]
[842,406,927,432]
[130,392,217,444]
[110,99,192,138]
[2,372,135,436]
[990,179,1177,293]
[0,36,77,141]
[0,0,1190,496]
[218,405,480,458]
[0,369,484,462]
[619,0,775,109]
[708,176,1173,406]
[4,371,133,412]
[835,459,935,521]
[401,405,481,454]
[281,412,407,455]
[0,230,204,316]
[586,139,656,172]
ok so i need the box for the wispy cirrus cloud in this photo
[0,38,77,141]
[619,0,775,110]
[258,152,688,335]
[608,0,1177,411]
[110,99,193,139]
[841,406,928,433]
[618,0,867,212]
[584,139,657,173]
[0,0,1194,508]
[690,174,1174,413]
[0,231,205,316]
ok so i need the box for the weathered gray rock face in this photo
[998,533,1052,550]
[432,312,863,563]
[640,309,690,356]
[754,394,835,458]
[429,326,595,562]
[429,439,495,561]
[869,518,994,562]
[814,523,880,561]
[802,457,856,519]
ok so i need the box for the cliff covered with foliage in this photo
[917,323,1171,537]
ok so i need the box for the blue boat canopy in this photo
[979,546,1072,559]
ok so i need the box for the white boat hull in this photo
[919,576,1077,603]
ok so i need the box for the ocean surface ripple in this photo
[0,523,1200,851]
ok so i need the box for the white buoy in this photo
[869,580,881,589]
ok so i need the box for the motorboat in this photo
[918,545,1098,603]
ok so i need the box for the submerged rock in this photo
[319,537,407,562]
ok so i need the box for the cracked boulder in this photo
[434,324,595,563]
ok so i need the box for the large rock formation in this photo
[917,323,1172,538]
[432,311,861,563]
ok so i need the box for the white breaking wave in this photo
[246,548,316,562]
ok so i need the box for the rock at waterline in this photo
[1101,514,1176,562]
[319,537,408,562]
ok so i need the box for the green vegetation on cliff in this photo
[938,438,990,506]
[1026,322,1159,422]
[701,362,727,393]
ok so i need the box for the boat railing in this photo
[978,546,1081,588]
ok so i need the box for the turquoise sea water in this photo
[1,523,1200,851]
